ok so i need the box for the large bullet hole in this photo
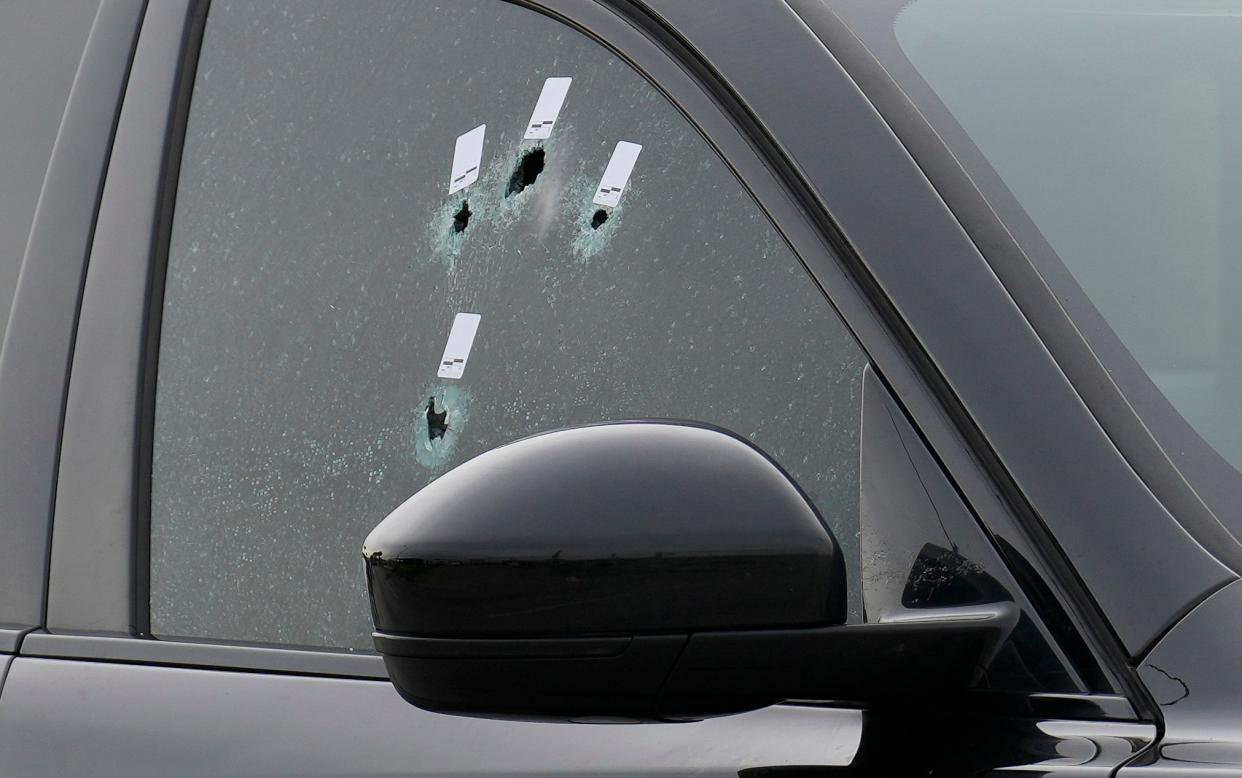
[452,201,471,233]
[505,148,545,197]
[426,397,449,440]
[590,209,609,230]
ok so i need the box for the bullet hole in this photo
[452,201,471,233]
[590,209,609,230]
[426,397,449,441]
[414,384,471,469]
[505,148,545,197]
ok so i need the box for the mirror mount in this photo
[373,604,1017,722]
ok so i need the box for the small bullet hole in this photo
[506,148,545,197]
[427,397,449,441]
[452,201,471,233]
[590,209,609,229]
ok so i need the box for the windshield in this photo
[830,0,1242,541]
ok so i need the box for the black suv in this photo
[0,1,1238,775]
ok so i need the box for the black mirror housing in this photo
[364,421,1015,722]
[365,421,845,639]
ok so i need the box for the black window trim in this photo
[37,0,1153,719]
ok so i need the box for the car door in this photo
[0,1,1156,775]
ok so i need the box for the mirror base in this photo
[374,603,1018,721]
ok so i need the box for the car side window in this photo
[150,0,866,651]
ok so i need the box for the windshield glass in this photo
[830,0,1242,539]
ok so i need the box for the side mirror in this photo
[364,421,1015,722]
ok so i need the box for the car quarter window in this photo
[150,0,869,651]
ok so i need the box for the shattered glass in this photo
[151,0,868,650]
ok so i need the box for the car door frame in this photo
[24,0,1156,728]
[0,0,144,651]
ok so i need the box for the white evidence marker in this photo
[592,141,642,208]
[448,124,486,195]
[523,77,573,140]
[436,313,482,380]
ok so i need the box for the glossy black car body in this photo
[0,0,1236,775]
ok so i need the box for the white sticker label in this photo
[448,124,486,195]
[592,141,642,208]
[523,77,572,140]
[437,313,482,379]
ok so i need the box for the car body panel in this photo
[0,658,865,777]
[5,0,1239,774]
[0,654,1160,777]
[0,0,140,630]
[1121,580,1242,776]
[46,0,196,636]
[0,0,99,340]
